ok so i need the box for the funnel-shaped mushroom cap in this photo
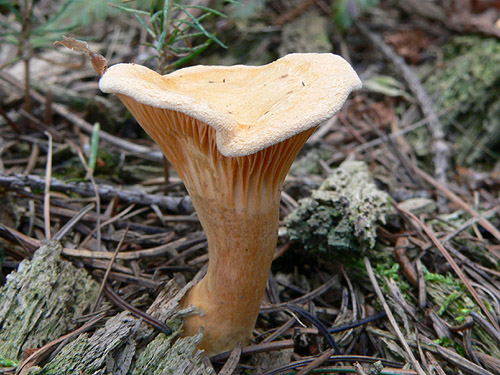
[99,53,361,157]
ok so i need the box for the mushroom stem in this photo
[119,95,314,354]
[179,127,314,354]
[181,196,280,353]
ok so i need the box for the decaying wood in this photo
[0,173,193,214]
[13,261,213,374]
[356,21,451,210]
[0,241,99,360]
[0,236,215,374]
[16,313,106,375]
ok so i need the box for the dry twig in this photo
[43,132,53,240]
[92,225,129,313]
[296,347,336,375]
[395,203,500,333]
[217,343,242,375]
[364,257,426,375]
[0,173,192,213]
[356,22,450,209]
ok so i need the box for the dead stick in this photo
[43,132,53,239]
[296,347,336,375]
[218,343,242,375]
[414,166,500,244]
[0,173,192,213]
[92,225,129,313]
[364,257,426,375]
[356,22,450,209]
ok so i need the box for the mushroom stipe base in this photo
[180,197,279,354]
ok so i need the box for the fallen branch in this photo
[356,22,450,209]
[0,173,192,214]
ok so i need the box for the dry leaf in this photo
[54,36,107,76]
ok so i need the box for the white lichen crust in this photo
[286,161,391,253]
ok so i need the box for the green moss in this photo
[425,269,472,318]
[434,337,466,357]
[425,35,500,165]
[377,263,402,283]
[424,270,460,286]
[0,355,18,367]
[374,262,412,300]
[52,157,86,180]
[424,268,500,359]
[52,148,119,180]
[94,148,119,175]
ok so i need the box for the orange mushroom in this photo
[99,53,361,355]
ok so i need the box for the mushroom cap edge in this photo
[99,53,362,157]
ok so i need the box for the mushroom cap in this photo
[99,53,361,157]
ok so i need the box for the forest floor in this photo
[0,0,500,374]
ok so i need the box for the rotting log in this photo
[0,241,213,374]
[27,311,212,375]
[27,279,214,375]
[0,241,99,361]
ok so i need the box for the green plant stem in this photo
[20,0,33,112]
[157,0,173,74]
[23,58,30,111]
[88,122,100,173]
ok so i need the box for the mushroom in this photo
[99,53,361,355]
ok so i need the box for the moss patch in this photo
[425,35,500,165]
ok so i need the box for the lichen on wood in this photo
[131,277,215,375]
[289,148,326,178]
[132,331,212,375]
[27,277,214,374]
[286,161,391,255]
[31,312,139,375]
[0,241,99,360]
